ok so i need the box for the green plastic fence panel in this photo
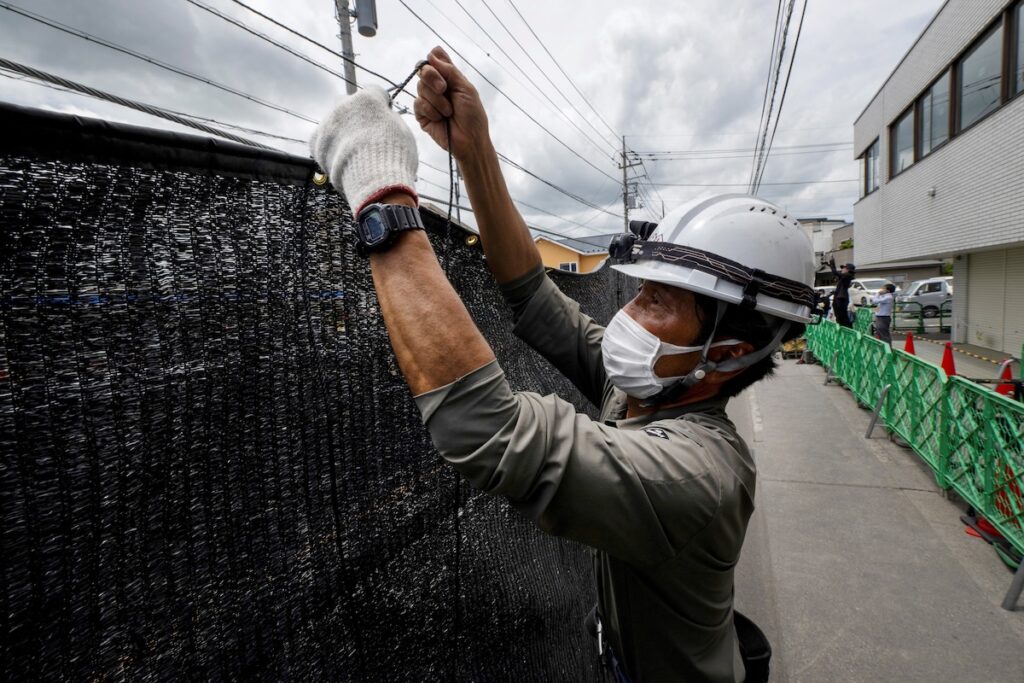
[833,326,861,387]
[942,377,1024,554]
[854,306,874,335]
[849,335,893,410]
[885,350,947,475]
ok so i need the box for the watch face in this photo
[361,209,388,245]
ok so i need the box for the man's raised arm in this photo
[414,47,541,285]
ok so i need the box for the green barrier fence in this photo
[805,320,1024,556]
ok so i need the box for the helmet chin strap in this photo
[639,301,791,408]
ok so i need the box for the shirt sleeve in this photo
[416,360,725,567]
[499,271,608,407]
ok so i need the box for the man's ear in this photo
[704,340,755,385]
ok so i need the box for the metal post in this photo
[335,0,358,95]
[865,384,892,438]
[1000,555,1024,611]
[824,350,839,385]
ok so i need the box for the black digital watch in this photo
[355,202,425,256]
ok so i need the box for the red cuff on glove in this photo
[355,184,419,216]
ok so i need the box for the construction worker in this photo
[828,258,856,328]
[311,46,815,683]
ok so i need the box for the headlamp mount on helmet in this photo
[608,238,815,312]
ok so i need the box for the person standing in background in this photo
[871,284,896,345]
[828,259,855,328]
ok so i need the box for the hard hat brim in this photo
[612,261,812,323]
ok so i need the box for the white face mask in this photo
[600,309,743,399]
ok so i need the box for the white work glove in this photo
[310,85,419,215]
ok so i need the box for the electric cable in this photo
[475,0,619,152]
[750,0,797,191]
[754,0,809,192]
[648,178,857,187]
[396,0,620,185]
[0,1,318,124]
[183,0,359,90]
[504,0,619,143]
[225,0,407,94]
[749,0,786,187]
[448,0,616,158]
[0,58,275,149]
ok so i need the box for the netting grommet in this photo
[312,171,329,186]
[465,234,479,247]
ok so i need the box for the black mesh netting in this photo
[0,143,635,680]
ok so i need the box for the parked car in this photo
[897,276,953,318]
[849,278,896,307]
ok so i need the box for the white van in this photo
[898,276,953,318]
[848,278,895,307]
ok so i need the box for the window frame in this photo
[889,105,915,179]
[955,17,1006,135]
[558,262,578,273]
[1012,0,1024,99]
[859,138,880,198]
[916,69,951,159]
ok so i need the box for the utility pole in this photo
[334,0,358,94]
[618,135,641,231]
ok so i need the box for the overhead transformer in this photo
[0,103,636,680]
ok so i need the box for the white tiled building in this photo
[854,0,1024,355]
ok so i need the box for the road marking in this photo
[748,389,764,443]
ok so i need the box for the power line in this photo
[496,152,623,217]
[183,0,358,89]
[648,178,857,187]
[475,0,618,153]
[642,147,851,162]
[418,192,608,240]
[754,0,809,192]
[224,0,412,97]
[446,0,616,158]
[504,0,619,143]
[635,141,850,156]
[750,0,786,187]
[750,0,796,191]
[0,58,275,148]
[0,1,319,124]
[396,0,620,184]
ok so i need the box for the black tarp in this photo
[0,104,633,680]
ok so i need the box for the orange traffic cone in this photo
[996,362,1014,396]
[903,332,916,355]
[941,342,957,377]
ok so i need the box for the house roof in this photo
[535,234,617,255]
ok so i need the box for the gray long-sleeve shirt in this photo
[415,268,754,682]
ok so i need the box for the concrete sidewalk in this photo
[731,361,1024,682]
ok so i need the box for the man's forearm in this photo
[369,194,495,395]
[459,140,542,284]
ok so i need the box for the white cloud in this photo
[0,0,945,235]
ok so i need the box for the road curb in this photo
[899,334,1004,366]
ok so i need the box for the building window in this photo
[957,23,1003,131]
[890,109,913,176]
[861,138,879,197]
[1015,2,1024,96]
[918,70,950,157]
[558,262,578,272]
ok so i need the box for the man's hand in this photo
[310,85,419,215]
[414,46,490,163]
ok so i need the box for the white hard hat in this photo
[610,194,816,323]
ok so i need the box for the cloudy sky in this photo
[0,0,943,238]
